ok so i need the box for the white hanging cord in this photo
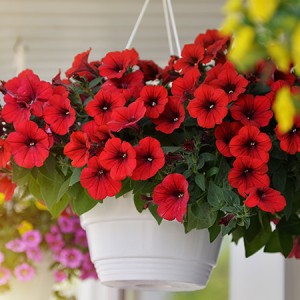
[125,0,151,49]
[162,0,174,55]
[166,0,181,57]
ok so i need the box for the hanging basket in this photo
[80,193,222,291]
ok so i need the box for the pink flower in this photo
[74,229,88,247]
[14,263,35,282]
[45,233,64,253]
[59,248,83,269]
[22,230,42,248]
[58,216,74,233]
[26,247,43,262]
[6,239,26,253]
[0,267,11,285]
[54,270,68,282]
[80,253,98,280]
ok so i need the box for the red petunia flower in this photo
[230,94,273,128]
[2,70,52,124]
[151,96,185,134]
[229,125,272,162]
[215,121,242,157]
[64,131,91,167]
[0,139,11,169]
[99,49,139,79]
[43,94,76,135]
[171,69,201,103]
[275,118,300,154]
[137,59,163,82]
[174,44,205,74]
[194,29,230,63]
[85,90,126,125]
[205,62,248,102]
[107,101,146,132]
[136,85,168,118]
[228,156,270,197]
[65,49,98,80]
[0,174,16,201]
[101,70,144,101]
[6,121,50,168]
[244,187,286,214]
[80,156,122,200]
[187,84,228,128]
[131,137,165,180]
[161,55,180,85]
[99,138,136,180]
[152,173,189,222]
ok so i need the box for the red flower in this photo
[108,101,146,132]
[194,29,229,63]
[215,121,242,157]
[136,85,168,118]
[99,49,139,79]
[228,157,270,197]
[6,121,50,168]
[80,156,122,200]
[205,62,248,102]
[64,131,91,167]
[187,84,228,128]
[65,49,98,80]
[0,174,16,201]
[85,90,126,125]
[151,96,185,134]
[244,187,286,214]
[43,94,76,135]
[131,137,165,180]
[0,139,11,169]
[2,70,52,124]
[174,44,205,74]
[229,125,272,162]
[99,138,136,180]
[161,55,180,84]
[275,119,300,154]
[230,94,273,127]
[171,69,201,103]
[152,173,189,222]
[101,70,144,101]
[137,59,163,82]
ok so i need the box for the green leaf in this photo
[28,175,43,200]
[161,146,181,153]
[195,173,206,191]
[69,168,82,186]
[278,214,300,235]
[134,193,144,213]
[11,161,32,186]
[207,181,225,210]
[215,156,230,188]
[221,218,237,236]
[69,183,98,215]
[208,220,221,242]
[206,167,219,177]
[49,194,69,217]
[264,229,293,257]
[116,178,133,197]
[148,205,162,225]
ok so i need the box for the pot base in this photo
[95,257,214,291]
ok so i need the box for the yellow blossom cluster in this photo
[222,0,300,132]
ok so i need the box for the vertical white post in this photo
[230,241,285,300]
[285,259,300,300]
[14,37,26,74]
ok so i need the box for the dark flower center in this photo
[249,141,256,147]
[256,189,266,201]
[122,153,127,158]
[177,192,184,199]
[292,128,297,133]
[225,84,235,94]
[147,157,153,162]
[29,141,36,147]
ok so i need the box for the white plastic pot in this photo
[80,193,222,291]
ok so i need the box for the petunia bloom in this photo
[0,267,11,285]
[151,96,185,134]
[215,121,242,157]
[14,263,36,282]
[230,94,273,128]
[136,85,168,118]
[187,84,228,128]
[58,248,83,269]
[43,94,76,135]
[99,138,136,180]
[229,125,272,162]
[0,139,11,168]
[6,121,50,168]
[153,173,189,222]
[228,156,270,197]
[131,137,165,180]
[21,230,42,248]
[80,156,122,200]
[244,187,286,214]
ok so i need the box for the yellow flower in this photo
[18,220,33,236]
[220,15,241,36]
[292,22,300,75]
[273,86,296,133]
[247,0,279,23]
[267,41,291,73]
[223,0,243,13]
[0,193,5,205]
[227,25,255,65]
[35,200,48,211]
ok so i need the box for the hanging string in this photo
[125,0,151,49]
[166,0,181,57]
[162,0,174,55]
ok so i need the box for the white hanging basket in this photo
[80,193,222,291]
